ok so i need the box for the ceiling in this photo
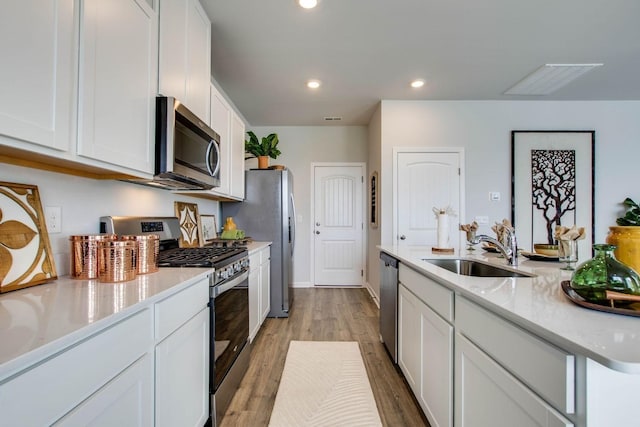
[200,0,640,126]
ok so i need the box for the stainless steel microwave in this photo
[152,96,221,190]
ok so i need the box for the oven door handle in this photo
[213,270,249,297]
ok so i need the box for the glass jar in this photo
[570,244,640,303]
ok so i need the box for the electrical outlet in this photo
[475,215,489,224]
[45,206,62,233]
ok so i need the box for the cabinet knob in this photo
[400,235,406,240]
[315,231,320,235]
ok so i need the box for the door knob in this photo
[315,231,320,234]
[400,235,406,240]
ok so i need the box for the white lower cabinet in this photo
[155,307,209,427]
[249,245,271,342]
[0,309,153,425]
[455,333,573,427]
[55,354,153,426]
[398,283,453,427]
[0,275,210,427]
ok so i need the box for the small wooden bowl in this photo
[533,244,559,257]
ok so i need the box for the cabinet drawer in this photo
[399,264,453,321]
[0,308,152,426]
[155,277,209,341]
[456,296,575,414]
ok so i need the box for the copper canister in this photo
[69,234,117,279]
[97,240,138,283]
[121,234,159,274]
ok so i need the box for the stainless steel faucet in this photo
[469,228,518,266]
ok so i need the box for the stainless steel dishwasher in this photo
[379,252,399,363]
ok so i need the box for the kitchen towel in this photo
[268,341,382,427]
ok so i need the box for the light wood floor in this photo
[220,287,430,427]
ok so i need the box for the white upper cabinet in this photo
[77,0,157,174]
[159,0,211,122]
[210,84,232,195]
[230,112,246,199]
[0,0,76,152]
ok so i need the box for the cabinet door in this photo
[399,283,453,427]
[230,113,246,199]
[158,0,210,121]
[248,266,260,342]
[259,248,271,323]
[210,84,232,195]
[455,333,573,427]
[398,284,421,393]
[155,308,209,427]
[0,0,75,152]
[78,0,157,174]
[184,0,211,121]
[54,354,153,426]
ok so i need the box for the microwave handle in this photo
[206,139,221,177]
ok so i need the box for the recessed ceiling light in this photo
[410,79,425,88]
[505,63,603,95]
[307,80,321,89]
[298,0,318,9]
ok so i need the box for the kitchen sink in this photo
[422,258,535,278]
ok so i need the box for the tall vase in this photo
[257,156,269,169]
[605,226,640,274]
[436,213,450,248]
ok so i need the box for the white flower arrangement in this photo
[432,206,457,218]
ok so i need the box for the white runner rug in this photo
[268,341,383,427]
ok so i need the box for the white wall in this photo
[248,126,368,287]
[0,163,219,275]
[380,100,640,247]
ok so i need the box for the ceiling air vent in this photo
[323,116,342,121]
[505,63,603,96]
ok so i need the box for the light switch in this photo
[489,192,501,201]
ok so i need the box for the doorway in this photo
[311,163,366,286]
[393,148,465,250]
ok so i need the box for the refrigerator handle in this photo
[290,193,296,256]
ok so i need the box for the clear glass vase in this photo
[570,244,640,303]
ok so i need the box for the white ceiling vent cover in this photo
[324,116,342,121]
[505,63,603,96]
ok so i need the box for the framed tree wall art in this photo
[511,130,595,259]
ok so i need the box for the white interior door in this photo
[313,165,365,286]
[396,150,463,250]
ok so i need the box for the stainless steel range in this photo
[100,216,250,426]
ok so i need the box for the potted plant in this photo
[606,197,640,272]
[245,131,281,169]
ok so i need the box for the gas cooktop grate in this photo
[158,246,246,267]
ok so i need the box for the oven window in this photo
[213,283,249,390]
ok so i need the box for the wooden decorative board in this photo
[0,182,57,293]
[174,201,202,248]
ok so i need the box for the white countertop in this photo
[246,241,271,254]
[379,245,640,374]
[0,268,210,381]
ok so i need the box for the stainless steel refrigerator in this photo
[222,169,295,317]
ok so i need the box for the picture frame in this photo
[0,181,57,293]
[174,201,202,247]
[369,171,379,228]
[200,214,218,244]
[511,130,595,259]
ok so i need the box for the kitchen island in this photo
[380,245,640,427]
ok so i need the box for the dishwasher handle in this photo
[380,252,399,269]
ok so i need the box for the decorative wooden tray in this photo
[206,237,253,248]
[560,281,640,318]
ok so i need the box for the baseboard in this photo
[364,282,380,308]
[292,281,313,288]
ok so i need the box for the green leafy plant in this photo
[244,131,281,159]
[616,198,640,226]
